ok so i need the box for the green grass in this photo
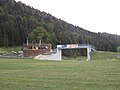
[63,56,87,61]
[0,46,21,54]
[0,58,120,90]
[63,51,120,61]
[91,51,120,60]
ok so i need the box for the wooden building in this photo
[23,43,52,57]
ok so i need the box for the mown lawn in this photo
[0,58,120,90]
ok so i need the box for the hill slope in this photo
[0,0,120,51]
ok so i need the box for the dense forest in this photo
[0,0,120,51]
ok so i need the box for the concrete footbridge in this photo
[57,44,96,51]
[34,44,96,61]
[57,44,96,61]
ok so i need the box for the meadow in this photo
[0,56,120,90]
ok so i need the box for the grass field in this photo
[91,51,120,60]
[0,58,120,90]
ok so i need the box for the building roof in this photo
[23,43,51,47]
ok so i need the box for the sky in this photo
[15,0,120,35]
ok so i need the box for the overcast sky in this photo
[15,0,120,35]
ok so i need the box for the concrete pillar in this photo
[57,49,62,60]
[59,49,62,60]
[86,47,90,61]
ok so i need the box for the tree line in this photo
[0,0,120,51]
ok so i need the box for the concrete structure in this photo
[34,44,96,61]
[57,44,96,61]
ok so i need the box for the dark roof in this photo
[23,43,51,47]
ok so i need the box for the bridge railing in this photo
[78,44,97,50]
[57,44,97,50]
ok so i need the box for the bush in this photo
[117,46,120,52]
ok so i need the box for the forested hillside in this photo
[0,0,120,51]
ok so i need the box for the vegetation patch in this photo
[0,47,21,54]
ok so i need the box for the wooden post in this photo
[27,39,29,46]
[39,40,41,46]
